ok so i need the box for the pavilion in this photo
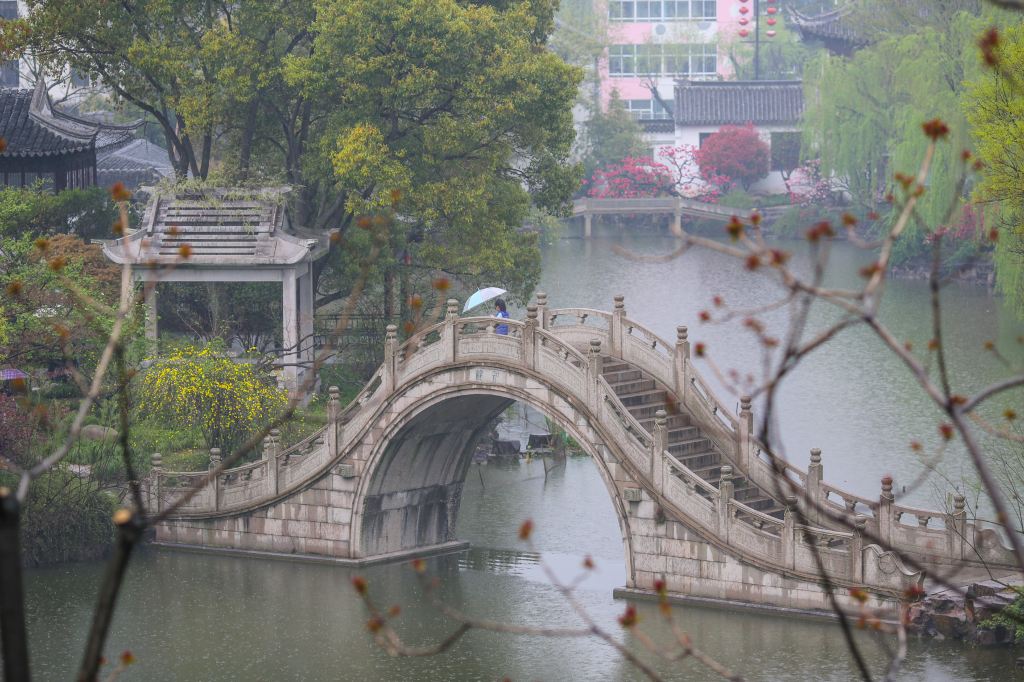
[101,187,326,393]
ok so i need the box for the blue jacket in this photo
[495,310,509,335]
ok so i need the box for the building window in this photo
[691,1,717,20]
[626,99,673,120]
[609,45,636,76]
[610,0,715,21]
[614,43,717,78]
[771,131,802,172]
[0,1,17,19]
[699,132,714,148]
[635,0,662,20]
[609,0,635,20]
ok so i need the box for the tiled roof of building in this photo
[786,6,867,52]
[0,82,140,158]
[674,80,803,126]
[98,139,174,189]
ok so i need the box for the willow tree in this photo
[5,0,581,309]
[965,22,1024,315]
[803,11,988,263]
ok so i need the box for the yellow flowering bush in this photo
[138,344,287,455]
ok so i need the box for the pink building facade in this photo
[597,1,754,118]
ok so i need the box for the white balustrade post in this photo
[806,448,823,525]
[610,294,625,358]
[587,338,603,412]
[850,514,867,581]
[783,495,798,570]
[717,465,735,542]
[383,324,398,394]
[878,476,895,547]
[327,387,341,455]
[948,493,967,560]
[652,409,667,492]
[673,325,689,402]
[535,292,549,330]
[444,298,459,364]
[209,448,222,511]
[524,305,538,371]
[737,396,752,473]
[150,453,162,514]
[265,430,280,497]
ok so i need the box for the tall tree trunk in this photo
[238,99,260,180]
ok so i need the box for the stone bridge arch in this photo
[348,365,641,583]
[152,297,1013,617]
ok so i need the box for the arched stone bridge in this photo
[148,295,1018,616]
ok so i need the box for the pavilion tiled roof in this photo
[102,187,320,267]
[786,6,867,52]
[97,139,174,188]
[0,83,141,158]
[674,80,804,127]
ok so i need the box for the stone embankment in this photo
[909,576,1023,646]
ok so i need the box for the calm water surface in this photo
[22,234,1024,680]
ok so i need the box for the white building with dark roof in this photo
[666,79,804,194]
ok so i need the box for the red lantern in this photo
[766,30,777,38]
[767,6,777,14]
[766,17,776,25]
[739,6,749,14]
[739,17,749,25]
[739,28,750,38]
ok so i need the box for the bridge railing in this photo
[540,294,1019,570]
[149,293,1016,575]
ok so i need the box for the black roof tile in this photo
[674,80,804,126]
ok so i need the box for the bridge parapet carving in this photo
[148,294,1017,597]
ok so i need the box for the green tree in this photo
[579,91,646,184]
[802,11,991,263]
[7,0,581,309]
[964,22,1024,315]
[0,186,121,241]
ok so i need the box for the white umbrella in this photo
[463,287,507,313]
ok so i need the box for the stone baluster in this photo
[587,338,603,411]
[443,298,459,363]
[673,325,689,402]
[652,409,667,492]
[383,324,398,394]
[718,465,735,543]
[736,396,752,473]
[782,495,798,570]
[610,294,625,358]
[264,430,280,497]
[535,292,549,330]
[209,448,222,511]
[327,387,341,456]
[806,448,823,525]
[524,305,538,370]
[947,493,967,560]
[150,453,162,513]
[849,514,867,581]
[878,475,895,547]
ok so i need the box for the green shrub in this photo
[18,469,116,567]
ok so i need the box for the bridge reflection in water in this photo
[147,295,1018,618]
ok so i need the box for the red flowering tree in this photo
[694,123,770,191]
[785,159,833,207]
[585,156,676,199]
[656,144,730,203]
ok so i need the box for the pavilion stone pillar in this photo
[298,264,315,368]
[282,268,299,393]
[144,281,158,345]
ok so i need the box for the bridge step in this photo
[602,355,785,520]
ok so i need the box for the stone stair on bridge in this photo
[602,360,784,518]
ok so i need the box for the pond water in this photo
[19,233,1024,680]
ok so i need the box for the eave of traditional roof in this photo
[0,81,143,159]
[785,6,867,49]
[102,187,319,268]
[674,80,804,127]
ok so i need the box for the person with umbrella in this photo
[463,287,510,334]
